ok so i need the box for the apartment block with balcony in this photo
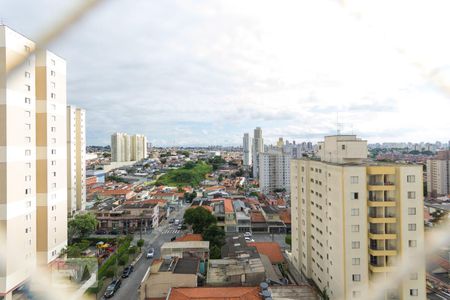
[426,150,450,198]
[111,132,147,162]
[258,151,291,194]
[291,135,426,300]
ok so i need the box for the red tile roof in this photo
[224,199,234,213]
[167,287,261,300]
[251,211,266,223]
[247,242,285,264]
[190,205,213,213]
[279,209,291,224]
[175,234,203,242]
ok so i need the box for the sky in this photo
[2,0,450,146]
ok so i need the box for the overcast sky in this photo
[2,0,450,146]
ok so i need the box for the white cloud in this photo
[2,0,450,145]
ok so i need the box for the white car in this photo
[146,248,155,259]
[244,236,255,242]
[244,232,252,237]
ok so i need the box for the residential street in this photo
[103,204,188,300]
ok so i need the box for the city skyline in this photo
[2,0,450,146]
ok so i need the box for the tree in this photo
[68,213,97,241]
[218,174,224,182]
[202,224,225,248]
[137,239,144,250]
[210,245,221,259]
[184,207,217,234]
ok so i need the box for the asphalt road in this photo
[107,205,188,300]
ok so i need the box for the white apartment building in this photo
[67,105,86,216]
[252,127,264,178]
[259,151,290,194]
[426,150,450,198]
[291,135,426,300]
[0,26,68,299]
[111,132,147,162]
[243,133,252,168]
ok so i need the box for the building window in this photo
[25,110,31,117]
[25,136,31,143]
[352,241,360,249]
[51,115,56,121]
[408,240,417,248]
[408,207,416,215]
[351,192,359,200]
[51,93,56,99]
[25,97,31,104]
[25,84,31,91]
[408,224,417,231]
[25,123,31,130]
[53,172,56,177]
[352,274,361,282]
[51,70,56,76]
[409,289,418,296]
[410,273,418,280]
[25,188,31,195]
[51,149,56,154]
[25,149,31,156]
[352,291,361,298]
[25,162,31,168]
[51,59,56,66]
[25,71,31,78]
[350,176,359,184]
[24,45,31,52]
[51,104,56,110]
[407,175,415,183]
[51,160,56,166]
[51,81,56,88]
[352,258,360,265]
[408,191,416,199]
[342,145,346,150]
[52,183,56,189]
[351,208,359,216]
[351,225,360,232]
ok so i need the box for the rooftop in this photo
[175,234,203,242]
[167,287,261,300]
[247,242,285,264]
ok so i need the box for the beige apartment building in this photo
[0,26,68,299]
[291,135,426,300]
[67,105,86,215]
[426,150,450,198]
[111,132,147,162]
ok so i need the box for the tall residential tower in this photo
[252,127,264,178]
[242,133,252,168]
[290,135,426,299]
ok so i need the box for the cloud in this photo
[2,0,450,146]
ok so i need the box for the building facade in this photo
[252,127,264,178]
[291,135,426,300]
[426,150,450,198]
[242,133,252,168]
[0,26,68,299]
[258,151,290,194]
[111,132,147,162]
[66,105,86,215]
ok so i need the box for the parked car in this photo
[174,219,180,225]
[121,265,134,278]
[170,236,177,241]
[177,224,182,230]
[146,248,155,259]
[95,229,107,235]
[109,229,119,235]
[104,279,121,298]
[244,236,255,242]
[169,218,175,224]
[244,232,252,237]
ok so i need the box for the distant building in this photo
[243,133,252,168]
[291,135,426,299]
[111,132,148,162]
[258,151,290,194]
[67,105,86,215]
[426,150,450,197]
[252,127,264,178]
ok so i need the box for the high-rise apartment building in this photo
[259,151,290,194]
[252,127,264,178]
[291,135,425,300]
[111,132,147,162]
[67,105,86,216]
[0,26,68,299]
[426,150,450,198]
[242,133,252,168]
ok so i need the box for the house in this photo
[139,257,200,300]
[167,287,261,300]
[160,241,210,260]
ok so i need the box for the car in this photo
[244,236,255,242]
[95,229,107,235]
[169,218,175,224]
[109,229,119,235]
[170,236,177,241]
[243,232,252,237]
[174,219,180,225]
[104,279,121,298]
[121,265,134,278]
[146,248,155,259]
[177,224,182,230]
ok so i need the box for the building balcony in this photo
[369,264,395,273]
[369,248,397,256]
[368,200,396,207]
[367,184,396,191]
[368,232,397,240]
[368,217,397,224]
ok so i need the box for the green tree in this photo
[218,174,224,182]
[285,234,292,246]
[202,225,225,248]
[137,239,144,250]
[68,213,97,241]
[184,207,217,234]
[210,245,222,259]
